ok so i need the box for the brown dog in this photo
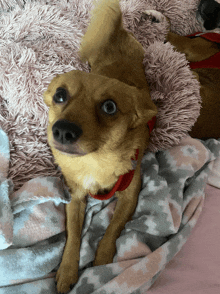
[144,10,220,140]
[44,0,157,292]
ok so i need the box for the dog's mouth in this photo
[52,142,87,156]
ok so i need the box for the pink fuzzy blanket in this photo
[0,0,203,191]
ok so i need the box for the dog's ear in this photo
[131,89,157,128]
[79,0,122,67]
[79,0,144,71]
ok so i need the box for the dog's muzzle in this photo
[52,119,83,145]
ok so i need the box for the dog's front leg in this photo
[56,191,86,294]
[94,164,142,266]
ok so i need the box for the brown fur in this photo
[44,0,157,293]
[144,9,220,139]
[166,31,220,139]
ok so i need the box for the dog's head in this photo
[44,70,157,158]
[197,0,220,31]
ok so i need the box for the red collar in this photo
[187,32,220,69]
[89,116,156,200]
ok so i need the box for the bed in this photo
[0,0,219,293]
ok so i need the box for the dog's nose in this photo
[52,119,83,144]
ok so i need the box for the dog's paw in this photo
[93,238,116,266]
[56,262,78,294]
[141,10,171,36]
[93,251,114,267]
[141,10,169,25]
[141,10,165,23]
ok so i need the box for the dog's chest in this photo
[57,156,120,194]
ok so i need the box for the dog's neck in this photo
[89,149,139,200]
[89,116,156,200]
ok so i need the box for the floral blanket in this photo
[0,128,220,294]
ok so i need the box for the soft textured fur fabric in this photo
[0,0,203,192]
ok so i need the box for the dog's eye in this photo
[53,87,67,103]
[101,100,117,115]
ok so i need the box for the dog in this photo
[143,7,220,140]
[44,0,157,292]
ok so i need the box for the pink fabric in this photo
[148,184,220,294]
